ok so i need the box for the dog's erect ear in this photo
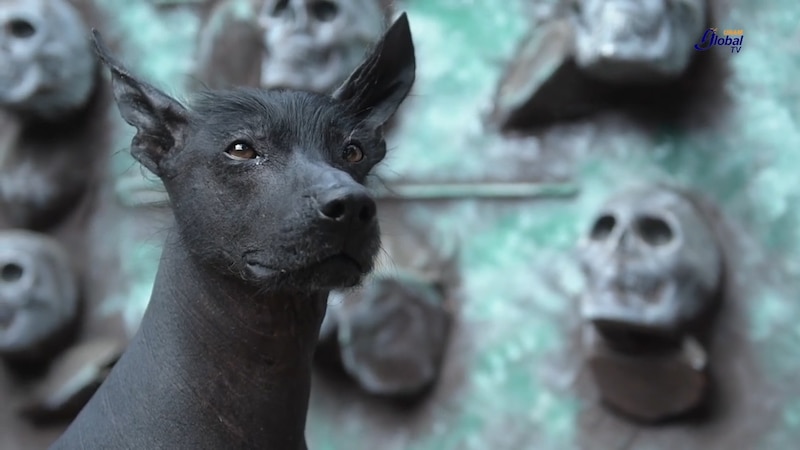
[91,30,189,177]
[332,12,416,129]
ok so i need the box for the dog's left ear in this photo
[333,12,416,129]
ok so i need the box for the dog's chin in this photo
[244,253,373,291]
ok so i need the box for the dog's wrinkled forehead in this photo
[188,88,359,147]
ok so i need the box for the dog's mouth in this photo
[244,251,367,278]
[314,253,364,272]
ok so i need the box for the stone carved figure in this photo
[0,0,98,230]
[195,0,391,93]
[570,0,707,82]
[20,337,123,425]
[578,184,723,422]
[258,0,388,92]
[0,231,79,365]
[316,242,457,400]
[0,0,95,120]
[489,0,715,130]
[0,0,126,442]
[340,272,452,398]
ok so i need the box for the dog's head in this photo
[94,14,415,291]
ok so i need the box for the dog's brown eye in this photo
[342,144,364,163]
[225,142,257,160]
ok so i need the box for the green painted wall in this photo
[94,0,800,448]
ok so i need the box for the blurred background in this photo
[1,0,799,448]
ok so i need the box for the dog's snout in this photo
[318,189,377,225]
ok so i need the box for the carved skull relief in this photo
[578,185,723,422]
[580,185,721,336]
[569,0,707,82]
[0,0,95,117]
[0,230,79,361]
[338,273,452,397]
[257,0,387,92]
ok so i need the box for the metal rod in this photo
[370,182,579,200]
[118,180,578,205]
[149,0,206,5]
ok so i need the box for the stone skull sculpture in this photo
[578,185,723,422]
[335,272,452,398]
[0,230,79,362]
[580,185,721,338]
[0,0,96,118]
[569,0,707,82]
[257,0,387,92]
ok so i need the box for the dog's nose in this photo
[318,188,377,225]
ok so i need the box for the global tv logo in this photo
[694,28,744,53]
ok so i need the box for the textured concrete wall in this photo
[96,0,800,448]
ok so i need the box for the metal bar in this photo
[149,0,206,5]
[370,182,579,200]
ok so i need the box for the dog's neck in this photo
[157,230,328,364]
[53,230,327,449]
[152,231,328,445]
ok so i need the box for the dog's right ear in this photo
[92,30,189,178]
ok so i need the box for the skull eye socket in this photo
[310,1,339,21]
[589,214,616,240]
[0,263,23,283]
[272,0,290,15]
[636,216,674,246]
[7,18,35,39]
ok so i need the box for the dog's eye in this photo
[225,142,257,160]
[342,143,364,163]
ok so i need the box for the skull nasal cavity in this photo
[6,18,36,39]
[319,193,377,224]
[0,263,23,283]
[590,214,616,240]
[636,216,674,245]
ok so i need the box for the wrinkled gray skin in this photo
[338,273,451,397]
[258,0,387,92]
[578,185,722,338]
[0,0,95,119]
[569,0,707,82]
[52,14,415,449]
[0,230,78,358]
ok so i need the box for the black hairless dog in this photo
[49,13,415,450]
